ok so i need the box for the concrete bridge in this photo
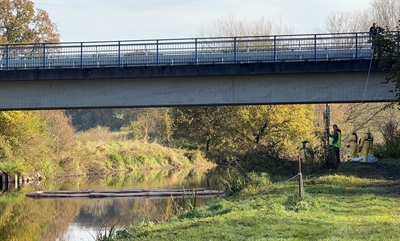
[0,32,395,110]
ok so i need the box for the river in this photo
[0,166,235,241]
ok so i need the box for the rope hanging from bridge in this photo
[361,54,375,104]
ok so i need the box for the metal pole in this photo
[43,43,46,69]
[80,42,83,68]
[326,103,331,167]
[156,40,159,66]
[298,156,303,197]
[314,34,317,61]
[326,103,330,136]
[195,38,198,65]
[233,37,237,63]
[273,36,277,62]
[5,45,9,70]
[118,41,121,67]
[355,33,358,60]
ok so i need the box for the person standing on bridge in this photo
[329,124,342,166]
[369,22,384,50]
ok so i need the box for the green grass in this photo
[103,158,400,241]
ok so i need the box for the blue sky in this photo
[32,0,372,42]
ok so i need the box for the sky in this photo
[32,0,373,42]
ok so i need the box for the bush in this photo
[238,149,298,177]
[374,119,400,158]
[221,173,246,196]
[184,150,205,163]
[284,194,312,212]
[246,172,272,188]
[109,153,124,169]
[374,138,400,158]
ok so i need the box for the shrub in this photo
[109,153,124,169]
[221,172,246,196]
[246,172,272,188]
[238,149,298,177]
[284,194,312,212]
[375,138,400,158]
[184,150,205,163]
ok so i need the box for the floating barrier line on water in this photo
[25,188,225,200]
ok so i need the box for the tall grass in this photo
[74,126,214,177]
[99,158,400,241]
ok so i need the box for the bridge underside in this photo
[0,60,395,110]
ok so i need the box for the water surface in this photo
[0,167,233,241]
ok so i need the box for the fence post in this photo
[298,155,304,197]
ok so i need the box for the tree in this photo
[172,105,315,163]
[370,0,400,29]
[39,110,77,166]
[198,14,294,37]
[376,20,400,104]
[324,0,400,33]
[325,9,371,33]
[0,0,63,176]
[0,0,59,44]
[0,111,49,174]
[128,108,173,144]
[66,109,126,131]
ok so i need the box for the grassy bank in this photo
[0,126,214,179]
[103,158,400,240]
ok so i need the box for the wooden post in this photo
[298,156,304,197]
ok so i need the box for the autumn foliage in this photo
[0,0,59,44]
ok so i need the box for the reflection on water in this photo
[0,167,237,241]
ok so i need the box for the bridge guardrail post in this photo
[273,36,276,62]
[234,37,237,63]
[314,34,317,62]
[43,43,46,69]
[355,33,358,60]
[5,45,9,70]
[118,41,121,67]
[156,40,159,66]
[195,38,198,65]
[80,42,83,68]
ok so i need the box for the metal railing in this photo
[0,32,376,70]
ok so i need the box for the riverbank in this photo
[0,126,215,181]
[104,158,400,240]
